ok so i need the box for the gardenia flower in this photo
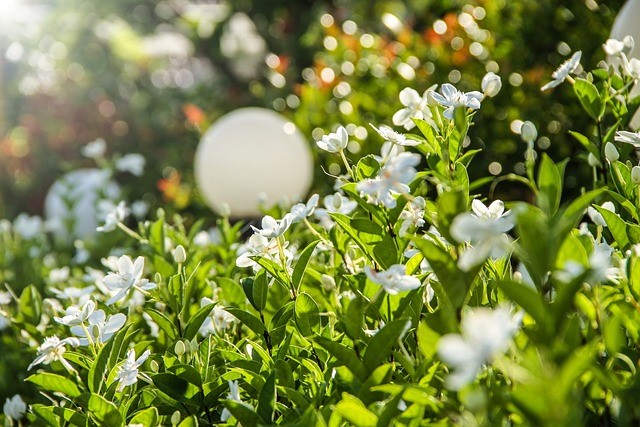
[289,194,320,223]
[430,83,483,120]
[54,300,96,326]
[371,124,418,147]
[236,234,286,270]
[97,201,128,232]
[221,380,249,422]
[316,126,348,153]
[116,153,146,176]
[251,214,293,238]
[614,130,640,148]
[364,264,421,295]
[603,36,634,57]
[541,50,581,91]
[451,199,514,271]
[374,141,404,165]
[103,255,157,305]
[81,137,106,159]
[13,214,44,240]
[3,394,26,422]
[398,196,426,236]
[556,243,618,284]
[199,297,237,336]
[586,201,615,227]
[392,86,437,130]
[438,306,522,390]
[70,309,127,345]
[621,55,640,80]
[356,152,420,208]
[115,348,151,392]
[314,192,358,229]
[481,72,502,98]
[605,142,619,162]
[28,336,81,371]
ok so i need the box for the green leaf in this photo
[216,277,247,307]
[416,321,439,360]
[497,280,546,328]
[153,372,190,401]
[88,394,123,426]
[178,415,199,427]
[411,118,440,156]
[345,296,365,340]
[149,217,165,255]
[18,285,42,324]
[292,240,320,293]
[436,189,468,243]
[252,270,269,312]
[355,155,381,180]
[411,236,478,308]
[241,277,258,310]
[569,130,600,160]
[88,324,133,394]
[225,307,266,335]
[331,213,398,268]
[595,206,629,250]
[574,78,604,120]
[257,371,276,423]
[295,292,320,337]
[335,394,378,427]
[222,400,260,427]
[315,337,367,381]
[26,372,81,398]
[363,319,410,373]
[536,154,564,215]
[183,303,215,340]
[129,407,158,426]
[145,308,178,341]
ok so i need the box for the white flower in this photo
[586,201,615,227]
[199,297,237,336]
[316,126,349,153]
[314,193,358,229]
[103,255,156,305]
[451,199,514,271]
[97,201,128,233]
[28,336,81,371]
[399,197,426,236]
[70,309,127,345]
[556,243,618,284]
[374,141,404,165]
[48,266,70,284]
[131,200,149,219]
[541,50,581,91]
[13,214,43,239]
[251,214,293,238]
[481,72,502,97]
[392,86,436,130]
[0,291,11,305]
[621,55,640,80]
[115,348,151,392]
[437,306,522,390]
[364,264,422,295]
[289,194,320,223]
[632,166,640,184]
[116,153,146,176]
[3,395,26,421]
[430,83,483,120]
[236,234,282,270]
[603,36,634,57]
[356,152,420,208]
[371,124,418,147]
[54,300,96,326]
[614,130,640,148]
[605,142,620,162]
[81,138,106,159]
[471,199,510,220]
[50,285,96,303]
[0,313,9,331]
[221,380,245,422]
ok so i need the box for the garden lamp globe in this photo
[194,107,313,218]
[611,0,640,128]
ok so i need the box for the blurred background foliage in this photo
[0,0,628,220]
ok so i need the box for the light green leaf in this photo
[292,240,320,293]
[26,372,81,398]
[295,292,320,337]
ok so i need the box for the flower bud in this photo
[173,245,187,263]
[481,72,502,97]
[520,121,537,143]
[633,165,640,184]
[587,152,601,167]
[171,411,181,426]
[321,274,336,291]
[605,142,619,162]
[175,340,186,356]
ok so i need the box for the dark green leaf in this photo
[363,319,411,373]
[257,371,276,423]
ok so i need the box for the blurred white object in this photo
[195,108,313,218]
[611,0,640,128]
[44,169,120,242]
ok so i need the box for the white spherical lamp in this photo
[44,168,120,243]
[194,107,313,217]
[611,0,640,128]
